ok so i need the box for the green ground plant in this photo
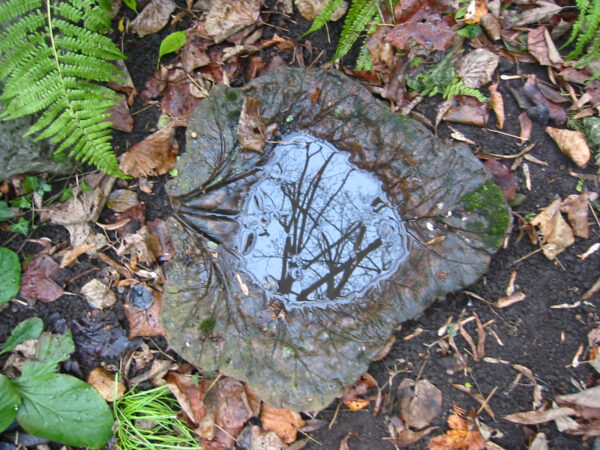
[0,318,114,448]
[562,0,600,79]
[113,382,201,449]
[0,247,20,305]
[0,0,126,176]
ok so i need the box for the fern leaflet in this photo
[302,0,345,36]
[0,0,126,177]
[333,0,379,61]
[565,0,600,60]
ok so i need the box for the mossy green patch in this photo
[460,180,510,248]
[199,317,216,334]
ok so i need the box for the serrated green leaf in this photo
[0,317,43,355]
[0,247,21,306]
[0,374,21,433]
[21,331,75,378]
[14,373,113,449]
[158,30,187,66]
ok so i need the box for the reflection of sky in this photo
[237,133,408,307]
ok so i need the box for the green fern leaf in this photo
[0,0,126,177]
[302,0,345,36]
[561,0,589,49]
[333,0,379,60]
[566,0,600,60]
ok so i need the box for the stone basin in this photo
[161,68,510,411]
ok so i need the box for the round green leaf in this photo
[158,31,187,65]
[14,373,113,449]
[0,374,21,433]
[0,247,21,306]
[0,317,43,355]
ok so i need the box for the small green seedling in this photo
[0,247,20,306]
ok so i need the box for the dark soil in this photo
[1,1,599,449]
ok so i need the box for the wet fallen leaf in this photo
[530,197,575,259]
[455,49,499,89]
[107,189,139,213]
[386,12,455,52]
[19,254,63,303]
[484,159,518,201]
[443,96,490,127]
[527,26,562,67]
[546,127,591,168]
[395,378,442,430]
[81,279,117,309]
[124,291,166,337]
[166,367,210,424]
[205,0,263,44]
[107,94,134,132]
[120,123,179,178]
[296,0,348,21]
[88,367,125,401]
[341,373,378,411]
[117,226,156,265]
[429,413,486,450]
[238,96,266,153]
[561,192,598,238]
[488,82,504,129]
[261,403,305,444]
[147,219,175,262]
[128,0,176,35]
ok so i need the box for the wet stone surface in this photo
[161,68,510,411]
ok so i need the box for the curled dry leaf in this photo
[514,1,562,27]
[296,0,348,21]
[81,279,117,309]
[117,226,156,265]
[561,192,598,238]
[546,127,591,169]
[385,415,437,447]
[518,112,532,145]
[455,49,499,89]
[429,413,486,450]
[88,367,125,401]
[261,403,305,444]
[205,0,263,44]
[530,197,575,260]
[128,0,176,36]
[480,13,501,41]
[583,277,600,300]
[496,292,526,308]
[505,407,576,425]
[395,378,442,430]
[488,82,504,129]
[60,241,96,268]
[238,96,266,153]
[120,123,179,178]
[19,254,63,303]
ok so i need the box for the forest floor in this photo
[1,0,600,449]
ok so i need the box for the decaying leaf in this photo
[386,12,455,52]
[496,292,526,308]
[261,403,305,444]
[464,0,488,24]
[88,367,125,401]
[530,197,575,259]
[561,192,598,238]
[527,26,562,67]
[523,77,566,125]
[429,413,486,450]
[128,0,176,36]
[81,279,117,310]
[488,82,504,129]
[107,94,134,132]
[295,0,348,21]
[443,96,490,127]
[238,96,266,153]
[19,254,63,303]
[107,189,139,213]
[117,226,157,265]
[124,291,166,337]
[385,415,437,448]
[483,159,517,201]
[514,1,563,26]
[166,366,210,424]
[518,112,532,145]
[120,123,179,178]
[205,0,263,44]
[505,407,576,425]
[455,49,499,89]
[60,241,97,268]
[341,373,378,411]
[546,127,591,168]
[395,378,442,430]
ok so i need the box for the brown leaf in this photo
[527,26,562,67]
[561,192,598,238]
[530,197,575,260]
[107,189,139,212]
[488,82,504,129]
[88,367,125,401]
[341,373,377,411]
[19,254,63,303]
[180,34,211,72]
[443,96,490,127]
[261,403,305,444]
[518,111,532,145]
[60,241,96,268]
[238,96,266,153]
[166,367,210,424]
[128,0,176,36]
[205,0,263,44]
[124,290,166,337]
[429,414,486,450]
[483,159,517,200]
[496,292,526,308]
[385,419,437,447]
[557,386,600,417]
[339,431,357,450]
[107,94,134,132]
[583,277,600,300]
[386,12,455,52]
[545,127,591,168]
[514,1,562,26]
[147,219,175,262]
[464,0,488,24]
[505,407,576,425]
[455,49,499,89]
[480,13,501,41]
[120,123,179,178]
[81,279,117,309]
[396,378,442,429]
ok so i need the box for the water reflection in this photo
[237,133,408,307]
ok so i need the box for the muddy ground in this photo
[1,1,599,449]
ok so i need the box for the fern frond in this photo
[561,0,589,49]
[565,0,600,60]
[333,0,379,60]
[355,43,373,70]
[302,0,345,36]
[0,0,126,177]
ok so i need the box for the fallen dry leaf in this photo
[484,159,518,200]
[505,407,576,425]
[546,127,591,168]
[107,94,134,132]
[518,111,532,145]
[386,11,455,52]
[464,0,488,24]
[341,373,378,411]
[296,0,348,21]
[488,82,505,129]
[514,1,563,27]
[395,378,442,430]
[238,96,266,153]
[429,413,486,450]
[120,123,179,178]
[107,189,139,213]
[166,366,210,424]
[455,49,499,89]
[205,0,263,44]
[443,96,490,127]
[530,197,575,260]
[60,241,96,268]
[88,367,125,401]
[480,12,501,41]
[117,226,157,265]
[496,292,526,308]
[583,277,600,300]
[261,403,305,444]
[19,254,63,303]
[527,26,562,67]
[561,192,598,238]
[81,279,117,309]
[385,415,437,447]
[128,0,175,36]
[124,290,166,337]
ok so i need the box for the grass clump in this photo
[113,383,201,449]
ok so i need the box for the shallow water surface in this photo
[237,133,409,308]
